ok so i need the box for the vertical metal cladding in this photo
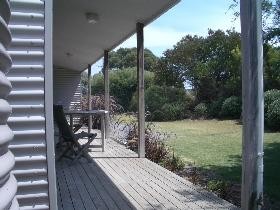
[7,0,50,209]
[0,0,19,209]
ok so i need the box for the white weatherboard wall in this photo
[53,69,82,110]
[7,0,53,209]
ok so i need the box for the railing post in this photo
[88,64,92,134]
[104,50,110,138]
[240,0,264,209]
[137,22,145,158]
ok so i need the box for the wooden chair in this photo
[53,105,97,162]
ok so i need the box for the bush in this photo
[163,153,185,172]
[142,85,188,121]
[220,96,241,119]
[76,95,123,129]
[267,99,280,130]
[264,89,280,122]
[207,180,230,199]
[124,120,184,172]
[207,98,224,118]
[185,91,196,110]
[194,103,208,118]
[92,68,154,111]
[144,85,168,113]
[161,103,185,121]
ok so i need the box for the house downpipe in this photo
[0,0,19,209]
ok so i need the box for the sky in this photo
[92,0,241,74]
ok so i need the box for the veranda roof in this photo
[53,0,180,71]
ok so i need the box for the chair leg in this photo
[73,138,94,162]
[57,143,75,161]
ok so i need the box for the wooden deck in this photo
[56,136,239,210]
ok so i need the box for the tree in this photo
[264,45,280,90]
[155,30,242,103]
[109,48,158,72]
[230,0,280,44]
[230,0,280,90]
[91,67,154,111]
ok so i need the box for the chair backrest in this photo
[53,105,74,141]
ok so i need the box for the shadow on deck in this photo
[55,136,239,210]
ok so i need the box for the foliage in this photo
[267,99,280,130]
[161,103,185,121]
[207,98,225,118]
[264,89,280,125]
[126,123,170,163]
[115,114,184,172]
[264,46,280,90]
[139,85,188,121]
[207,180,230,199]
[154,30,242,103]
[75,95,123,129]
[230,0,280,44]
[109,48,158,72]
[80,72,89,95]
[220,96,241,119]
[79,95,123,114]
[185,91,196,109]
[154,56,185,88]
[194,103,208,118]
[91,68,154,111]
[163,152,185,172]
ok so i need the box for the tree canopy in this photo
[155,30,242,102]
[230,0,280,44]
[109,48,158,72]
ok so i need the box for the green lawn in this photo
[156,120,280,201]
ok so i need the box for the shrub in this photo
[143,85,188,121]
[185,91,196,111]
[145,139,169,164]
[264,89,280,122]
[76,95,123,129]
[207,180,230,199]
[194,103,208,118]
[267,99,280,130]
[220,96,241,119]
[92,68,154,111]
[144,85,168,113]
[151,110,166,122]
[163,153,185,172]
[207,98,224,118]
[161,103,185,121]
[123,119,184,172]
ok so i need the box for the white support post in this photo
[137,22,145,158]
[240,0,264,209]
[45,0,57,209]
[88,65,92,134]
[104,50,110,138]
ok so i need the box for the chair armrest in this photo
[74,132,97,140]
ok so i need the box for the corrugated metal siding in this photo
[7,0,50,209]
[53,69,82,110]
[0,0,19,209]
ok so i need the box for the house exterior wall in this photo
[53,69,82,111]
[7,0,55,209]
[0,0,19,209]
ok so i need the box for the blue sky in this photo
[92,0,240,74]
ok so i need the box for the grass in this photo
[156,119,280,201]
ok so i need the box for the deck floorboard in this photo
[56,133,239,210]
